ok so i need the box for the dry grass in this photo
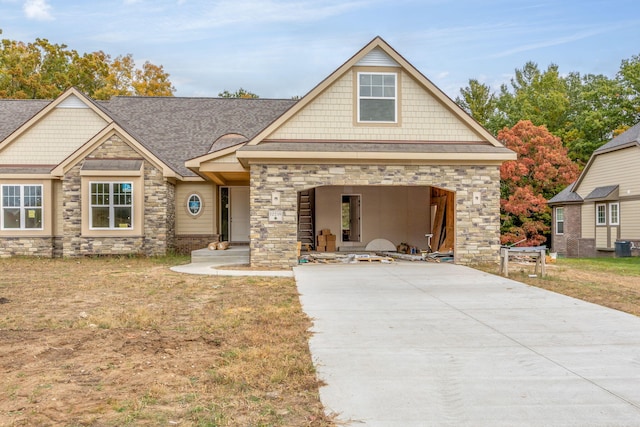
[476,257,640,317]
[0,256,333,426]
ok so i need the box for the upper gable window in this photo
[358,72,397,123]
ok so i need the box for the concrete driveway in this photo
[294,262,640,426]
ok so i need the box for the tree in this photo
[561,72,634,163]
[619,54,640,98]
[455,79,496,128]
[132,61,175,97]
[0,33,175,99]
[460,55,640,164]
[498,120,580,246]
[494,62,570,135]
[218,88,259,98]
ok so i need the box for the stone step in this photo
[190,246,249,264]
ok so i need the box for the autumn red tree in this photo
[498,120,580,246]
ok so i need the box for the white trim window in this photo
[90,182,133,229]
[358,72,397,123]
[187,193,202,216]
[1,184,43,230]
[596,203,606,226]
[555,207,564,235]
[609,202,620,226]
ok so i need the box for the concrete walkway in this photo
[169,245,294,277]
[170,262,294,277]
[294,262,640,426]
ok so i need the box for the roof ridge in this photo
[107,95,297,102]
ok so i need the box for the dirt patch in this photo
[0,257,333,426]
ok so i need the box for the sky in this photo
[1,0,639,100]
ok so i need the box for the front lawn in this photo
[480,257,640,316]
[0,257,333,426]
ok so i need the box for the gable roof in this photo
[244,36,506,149]
[0,88,113,156]
[0,92,295,178]
[547,183,584,205]
[572,120,640,191]
[0,99,51,142]
[594,121,640,154]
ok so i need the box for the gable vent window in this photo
[358,72,396,123]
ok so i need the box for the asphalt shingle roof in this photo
[595,121,640,154]
[548,183,583,205]
[0,99,51,142]
[98,97,297,177]
[585,185,619,200]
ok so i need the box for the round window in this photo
[187,194,202,216]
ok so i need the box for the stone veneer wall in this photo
[250,164,501,268]
[142,164,173,256]
[62,135,173,257]
[0,237,54,258]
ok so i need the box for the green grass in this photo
[559,257,640,276]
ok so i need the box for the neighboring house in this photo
[549,122,640,257]
[0,37,515,267]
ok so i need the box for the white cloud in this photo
[23,0,54,21]
[489,28,610,59]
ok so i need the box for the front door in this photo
[228,186,250,243]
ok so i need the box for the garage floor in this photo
[294,262,640,426]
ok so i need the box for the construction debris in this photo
[299,252,394,264]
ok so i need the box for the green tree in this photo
[561,72,634,163]
[619,54,640,98]
[494,62,570,135]
[455,79,496,128]
[218,88,259,98]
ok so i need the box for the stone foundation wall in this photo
[175,234,220,254]
[0,237,54,258]
[250,164,502,268]
[79,236,145,256]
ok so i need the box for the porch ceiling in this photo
[200,171,249,186]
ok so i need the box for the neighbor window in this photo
[609,202,619,225]
[187,193,202,216]
[358,72,396,122]
[90,182,133,229]
[555,207,564,234]
[596,203,606,226]
[1,184,43,230]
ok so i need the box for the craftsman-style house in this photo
[548,122,640,257]
[0,37,515,267]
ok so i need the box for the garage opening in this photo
[297,185,455,255]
